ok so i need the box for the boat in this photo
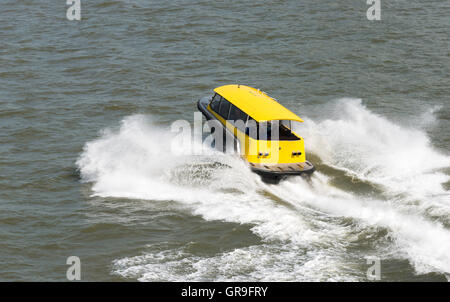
[197,84,315,183]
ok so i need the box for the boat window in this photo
[243,119,299,141]
[218,98,231,119]
[258,122,272,140]
[210,93,221,113]
[228,104,248,132]
[245,117,258,139]
[261,121,299,141]
[281,120,291,130]
[278,120,298,140]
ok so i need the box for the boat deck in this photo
[249,161,315,176]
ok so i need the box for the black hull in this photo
[250,164,315,184]
[197,96,215,121]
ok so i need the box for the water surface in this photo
[1,0,449,281]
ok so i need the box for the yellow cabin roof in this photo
[213,84,304,123]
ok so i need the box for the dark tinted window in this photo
[245,117,258,139]
[259,121,300,141]
[278,120,298,140]
[229,104,248,122]
[210,93,221,113]
[281,120,291,130]
[229,104,248,132]
[243,119,299,141]
[218,98,231,119]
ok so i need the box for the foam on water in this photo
[111,243,360,282]
[300,99,450,217]
[77,100,450,280]
[268,174,450,275]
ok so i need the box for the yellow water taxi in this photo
[197,84,315,182]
